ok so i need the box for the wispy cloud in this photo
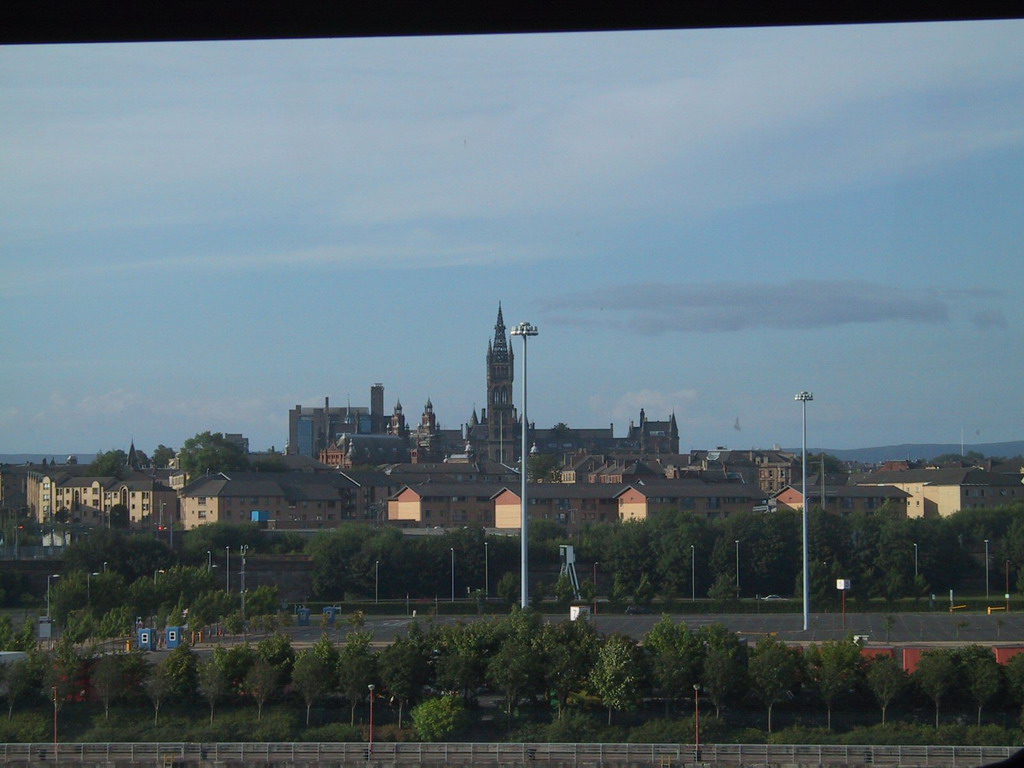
[542,280,955,334]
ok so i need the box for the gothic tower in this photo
[486,304,518,464]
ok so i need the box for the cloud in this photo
[542,280,951,334]
[971,310,1008,330]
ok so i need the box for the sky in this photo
[2,21,1022,456]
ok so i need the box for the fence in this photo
[0,742,1013,767]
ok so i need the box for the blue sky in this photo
[2,21,1022,455]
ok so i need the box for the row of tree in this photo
[31,499,1024,619]
[6,613,1024,740]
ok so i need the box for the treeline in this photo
[14,500,1024,621]
[5,613,1024,745]
[302,502,1024,607]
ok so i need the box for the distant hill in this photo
[0,454,96,465]
[817,442,1024,464]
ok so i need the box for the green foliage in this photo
[496,572,519,607]
[527,453,561,482]
[161,644,198,698]
[89,449,128,477]
[410,695,467,741]
[590,634,645,725]
[698,624,748,716]
[379,634,429,727]
[748,636,804,732]
[177,431,250,477]
[302,722,363,742]
[337,630,376,724]
[915,649,959,728]
[540,618,600,718]
[151,445,176,469]
[646,617,703,715]
[806,638,863,729]
[291,649,332,726]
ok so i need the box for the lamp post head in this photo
[368,683,375,692]
[795,391,814,402]
[510,322,539,338]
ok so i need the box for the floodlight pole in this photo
[796,391,813,631]
[511,321,538,609]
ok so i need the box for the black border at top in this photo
[3,1,1024,46]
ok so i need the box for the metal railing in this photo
[0,741,1013,766]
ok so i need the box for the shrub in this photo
[302,723,363,742]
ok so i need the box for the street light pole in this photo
[240,545,249,618]
[984,539,990,599]
[484,541,489,598]
[693,684,701,757]
[691,544,696,602]
[207,550,212,572]
[795,391,813,631]
[450,548,455,602]
[734,539,740,599]
[375,560,380,605]
[225,546,230,593]
[511,321,538,610]
[913,543,919,579]
[367,683,375,751]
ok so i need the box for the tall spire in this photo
[491,303,510,363]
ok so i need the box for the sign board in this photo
[836,579,851,590]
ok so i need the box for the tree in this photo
[957,646,1002,726]
[914,649,958,728]
[487,626,544,731]
[291,649,332,726]
[540,618,600,719]
[698,624,747,717]
[1004,653,1024,725]
[161,643,198,698]
[748,636,803,732]
[644,616,703,715]
[255,632,294,686]
[379,635,429,728]
[90,449,128,477]
[806,638,863,730]
[411,695,467,741]
[337,631,376,725]
[197,657,229,725]
[496,572,519,607]
[865,655,908,724]
[151,445,176,469]
[144,662,173,725]
[590,634,645,725]
[527,453,561,482]
[244,658,279,720]
[90,653,124,720]
[176,431,250,477]
[2,656,36,720]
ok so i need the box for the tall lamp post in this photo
[367,683,376,751]
[225,546,230,593]
[913,543,919,579]
[484,541,489,598]
[450,548,455,602]
[691,544,696,602]
[795,390,813,631]
[375,560,380,604]
[693,684,701,758]
[734,539,740,599]
[207,550,213,572]
[511,321,538,609]
[984,539,990,599]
